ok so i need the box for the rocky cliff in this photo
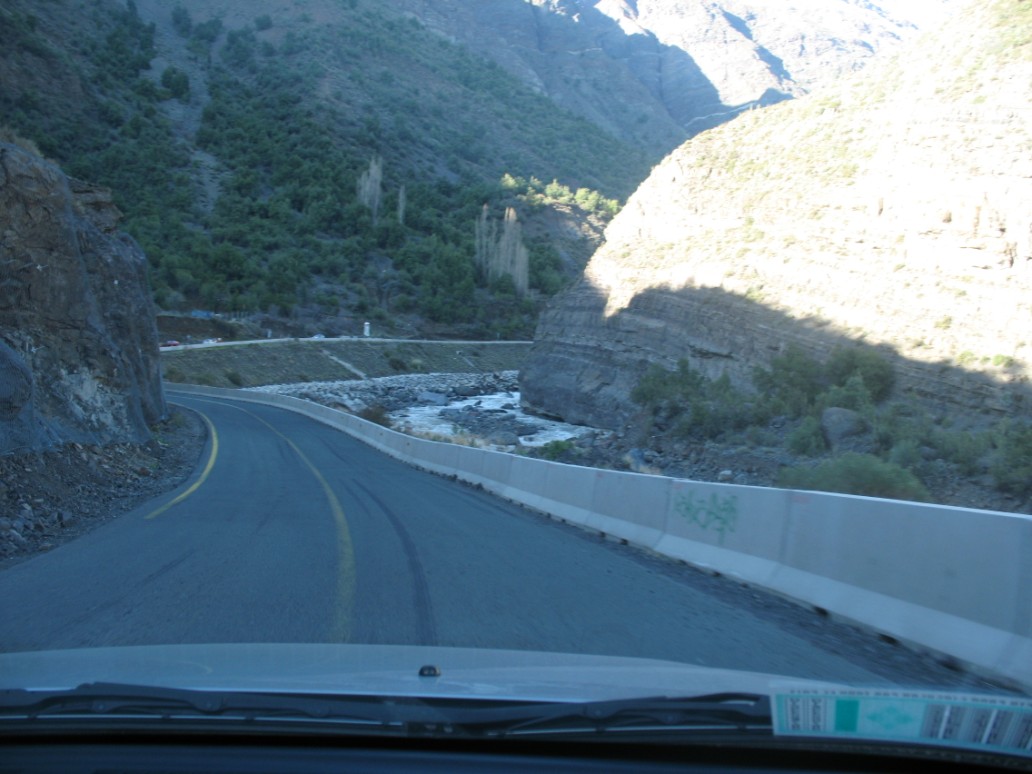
[0,140,166,454]
[520,0,1031,429]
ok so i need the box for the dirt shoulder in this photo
[0,407,207,566]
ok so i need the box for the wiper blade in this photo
[0,684,771,738]
[0,683,393,728]
[453,693,773,738]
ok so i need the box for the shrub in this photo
[675,373,757,440]
[358,405,392,427]
[225,370,244,386]
[888,438,922,470]
[870,403,933,455]
[788,416,827,456]
[539,439,575,461]
[161,66,190,99]
[753,345,823,417]
[817,373,873,412]
[826,346,895,402]
[777,453,930,502]
[755,346,895,419]
[633,362,756,440]
[931,428,991,475]
[631,360,704,409]
[991,422,1032,497]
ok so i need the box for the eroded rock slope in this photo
[0,141,165,454]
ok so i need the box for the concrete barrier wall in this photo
[168,385,1032,689]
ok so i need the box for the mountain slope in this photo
[520,0,1032,428]
[2,0,640,337]
[2,0,947,339]
[386,0,952,152]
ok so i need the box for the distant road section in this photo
[0,392,988,689]
[161,337,533,351]
[160,338,532,389]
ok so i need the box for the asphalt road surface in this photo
[0,393,981,686]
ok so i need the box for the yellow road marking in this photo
[171,397,356,642]
[144,407,218,520]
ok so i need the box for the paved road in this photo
[0,393,948,684]
[160,336,533,351]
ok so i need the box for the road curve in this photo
[1,393,924,683]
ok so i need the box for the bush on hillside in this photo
[992,421,1032,497]
[787,416,827,456]
[632,361,758,440]
[752,345,824,417]
[752,344,895,418]
[826,346,895,402]
[777,453,930,502]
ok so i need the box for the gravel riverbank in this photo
[249,371,597,448]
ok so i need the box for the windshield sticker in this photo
[772,687,1032,760]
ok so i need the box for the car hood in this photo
[5,645,1031,765]
[0,643,836,701]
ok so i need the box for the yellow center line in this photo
[167,396,356,642]
[144,407,219,521]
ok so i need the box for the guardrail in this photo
[169,384,1032,691]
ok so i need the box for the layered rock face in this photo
[521,0,1032,429]
[0,141,166,454]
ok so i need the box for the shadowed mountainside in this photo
[388,0,949,153]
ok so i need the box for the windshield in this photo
[1,0,1030,767]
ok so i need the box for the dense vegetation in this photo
[1,0,646,338]
[632,346,1032,503]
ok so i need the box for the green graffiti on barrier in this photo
[675,491,739,545]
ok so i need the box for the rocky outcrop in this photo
[521,0,1032,429]
[0,141,166,454]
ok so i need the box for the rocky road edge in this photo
[0,407,206,565]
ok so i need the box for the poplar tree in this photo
[499,207,529,297]
[357,155,382,224]
[474,205,528,296]
[474,204,497,278]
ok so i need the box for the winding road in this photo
[0,393,976,686]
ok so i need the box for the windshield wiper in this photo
[0,684,771,739]
[446,693,773,738]
[0,683,394,729]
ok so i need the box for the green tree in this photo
[416,238,476,322]
[160,66,189,99]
